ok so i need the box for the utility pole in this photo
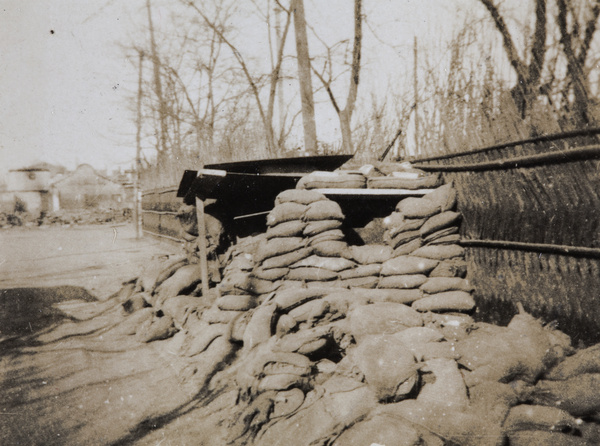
[413,36,419,157]
[134,50,144,239]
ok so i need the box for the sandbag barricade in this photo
[104,169,600,446]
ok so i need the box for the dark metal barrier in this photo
[413,128,600,345]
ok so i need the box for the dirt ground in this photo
[0,223,177,297]
[0,224,226,445]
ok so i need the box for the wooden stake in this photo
[195,196,210,297]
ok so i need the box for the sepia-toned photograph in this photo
[2,0,600,444]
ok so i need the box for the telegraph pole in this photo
[134,50,144,239]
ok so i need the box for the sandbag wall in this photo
[110,169,600,445]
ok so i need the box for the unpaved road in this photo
[0,224,220,445]
[0,224,177,297]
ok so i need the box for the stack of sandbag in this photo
[296,170,366,189]
[378,182,475,314]
[251,190,355,288]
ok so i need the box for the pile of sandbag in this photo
[251,189,356,287]
[102,167,600,445]
[378,182,475,315]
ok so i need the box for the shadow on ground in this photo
[0,286,97,339]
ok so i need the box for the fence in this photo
[413,127,600,345]
[141,186,183,243]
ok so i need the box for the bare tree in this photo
[291,0,318,153]
[311,0,362,153]
[479,0,547,120]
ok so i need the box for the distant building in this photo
[0,168,51,217]
[50,164,128,211]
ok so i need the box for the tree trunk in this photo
[292,0,318,153]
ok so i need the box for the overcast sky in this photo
[0,0,490,175]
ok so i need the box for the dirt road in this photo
[0,224,177,297]
[0,224,211,445]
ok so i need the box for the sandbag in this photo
[160,295,205,326]
[412,291,476,312]
[255,380,377,446]
[303,220,342,236]
[503,404,583,434]
[261,247,312,269]
[530,374,600,417]
[290,255,355,272]
[377,274,428,289]
[412,244,465,260]
[310,240,350,258]
[381,256,439,276]
[331,413,433,446]
[218,271,251,295]
[275,189,327,205]
[243,303,277,349]
[339,263,382,279]
[154,263,203,303]
[258,373,307,392]
[415,341,460,361]
[423,182,457,212]
[136,314,178,343]
[423,226,459,243]
[217,295,258,311]
[340,277,379,289]
[286,267,339,282]
[349,302,423,341]
[203,306,243,324]
[419,211,461,237]
[389,230,421,249]
[274,288,328,311]
[367,173,440,190]
[252,266,289,281]
[110,307,154,336]
[427,233,461,245]
[274,324,332,354]
[420,277,473,294]
[468,381,520,426]
[429,259,468,277]
[246,277,282,295]
[180,320,228,356]
[303,200,345,221]
[266,220,307,239]
[255,237,306,262]
[396,197,441,218]
[353,334,418,401]
[298,172,367,190]
[287,299,331,323]
[350,244,393,264]
[384,213,426,235]
[307,229,346,245]
[392,326,445,346]
[358,288,424,305]
[267,202,307,226]
[416,357,468,411]
[271,388,305,419]
[545,344,600,380]
[393,238,423,256]
[507,431,587,446]
[379,400,505,446]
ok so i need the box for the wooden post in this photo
[134,50,144,239]
[195,196,210,297]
